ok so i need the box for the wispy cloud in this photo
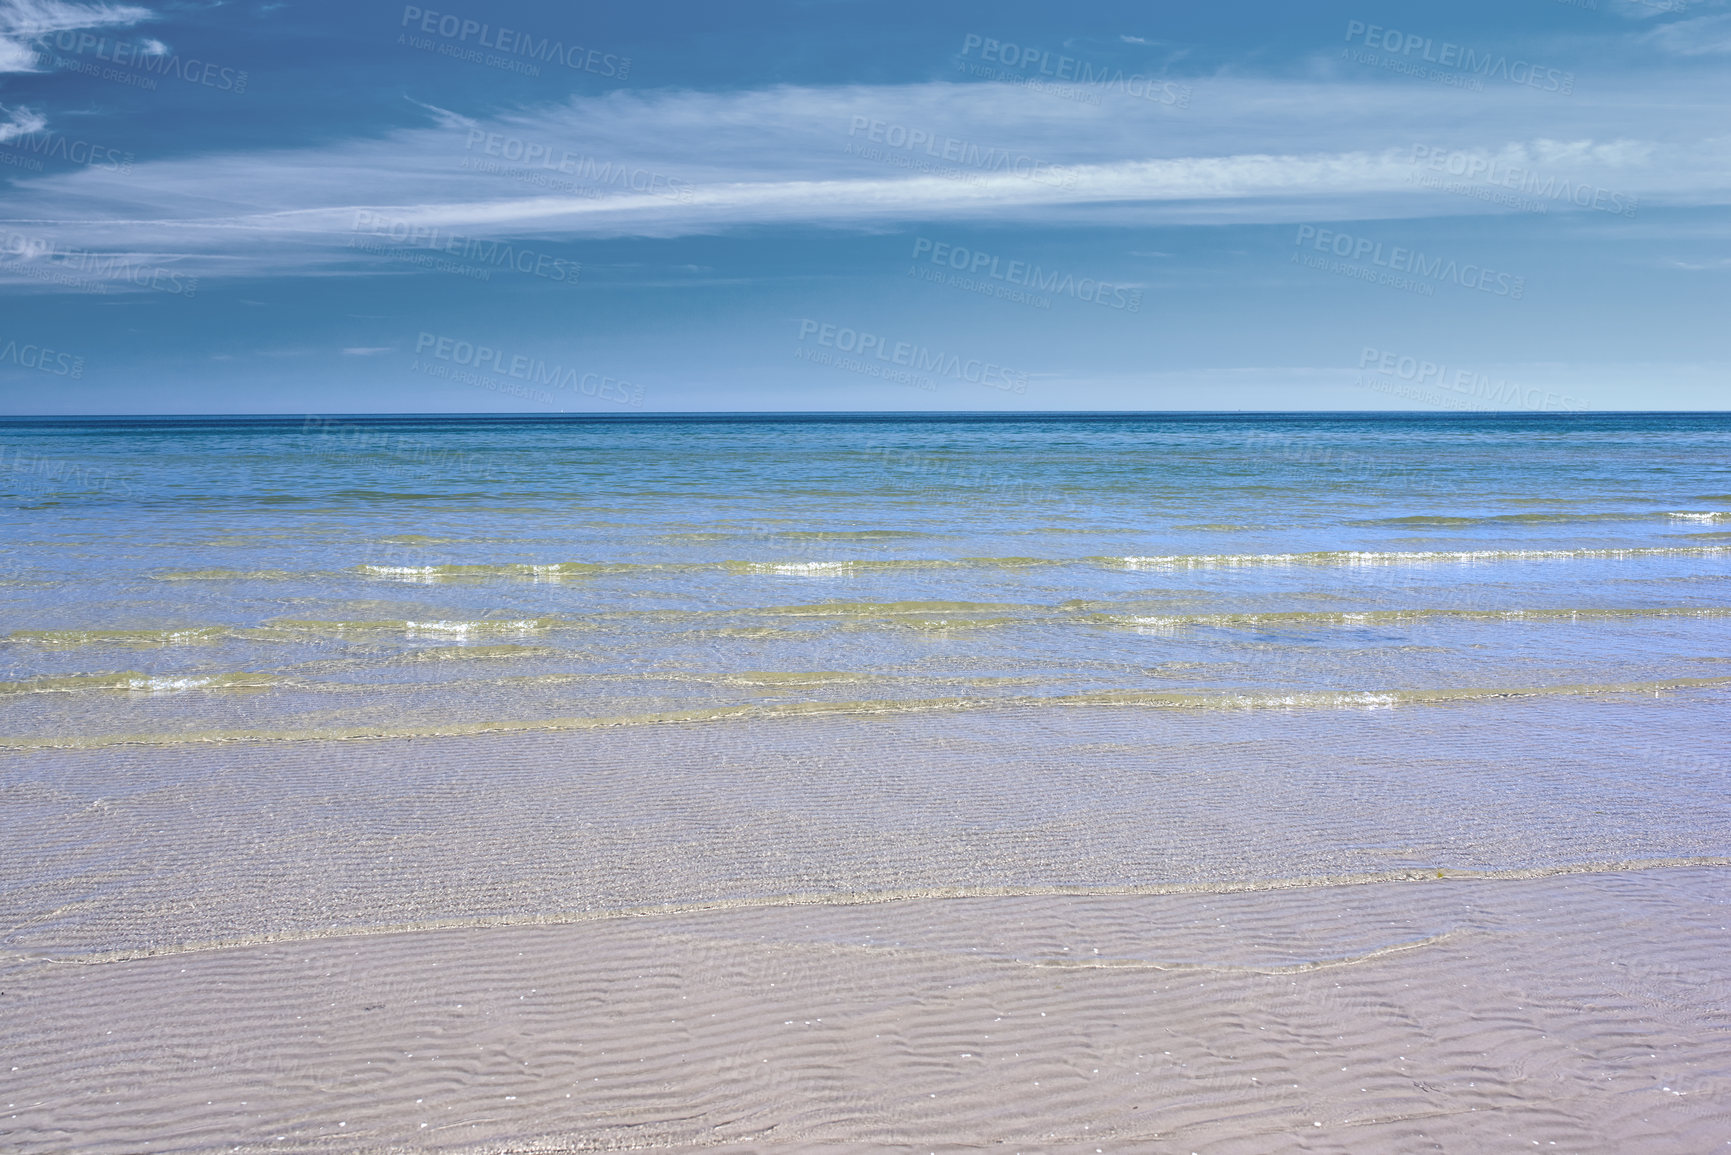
[1643,11,1731,54]
[0,100,44,139]
[1,75,1727,285]
[403,96,474,131]
[0,0,152,73]
[0,0,153,161]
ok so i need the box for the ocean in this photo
[2,413,1729,956]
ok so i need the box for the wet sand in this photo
[5,867,1728,1153]
[4,701,1729,1151]
[4,698,1730,961]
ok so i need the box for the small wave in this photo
[264,618,564,637]
[431,546,1726,579]
[0,671,277,695]
[357,562,611,581]
[7,675,1727,748]
[1352,512,1703,529]
[778,530,940,541]
[698,626,805,639]
[16,605,1727,654]
[722,557,1048,576]
[1669,512,1730,524]
[1055,682,1730,709]
[660,529,938,543]
[723,670,871,687]
[404,619,544,636]
[394,644,559,662]
[300,644,563,670]
[154,569,299,581]
[726,560,861,576]
[758,599,1041,617]
[6,627,229,647]
[147,544,1729,587]
[1105,545,1731,570]
[1098,606,1731,631]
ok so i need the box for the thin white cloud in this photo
[403,96,474,131]
[1,76,1727,284]
[0,0,147,36]
[0,0,152,72]
[1643,11,1731,53]
[341,346,393,355]
[0,100,44,140]
[0,34,27,70]
[1,0,153,153]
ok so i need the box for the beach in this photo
[8,868,1728,1152]
[3,413,1729,1151]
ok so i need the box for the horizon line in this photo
[5,410,1730,422]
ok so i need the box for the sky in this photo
[0,0,1726,414]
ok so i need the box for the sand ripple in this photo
[2,869,1727,1152]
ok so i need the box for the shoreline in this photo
[9,855,1731,971]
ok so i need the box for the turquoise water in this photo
[2,413,1729,745]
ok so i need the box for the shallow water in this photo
[3,413,1730,750]
[4,413,1729,949]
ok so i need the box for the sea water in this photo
[2,413,1728,956]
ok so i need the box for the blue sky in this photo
[0,0,1726,413]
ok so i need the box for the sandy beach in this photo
[5,414,1730,1150]
[7,867,1728,1152]
[5,700,1730,1152]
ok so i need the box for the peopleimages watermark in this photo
[300,416,497,480]
[1292,225,1525,300]
[350,212,581,285]
[31,32,248,93]
[1238,429,1415,486]
[1342,21,1574,95]
[411,331,644,407]
[910,237,1142,313]
[956,34,1190,109]
[1407,144,1637,218]
[845,117,1077,189]
[459,130,694,201]
[0,336,84,378]
[1356,345,1588,412]
[0,131,132,175]
[0,229,198,297]
[795,319,1028,394]
[398,7,629,80]
[0,446,135,499]
[872,444,1088,516]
